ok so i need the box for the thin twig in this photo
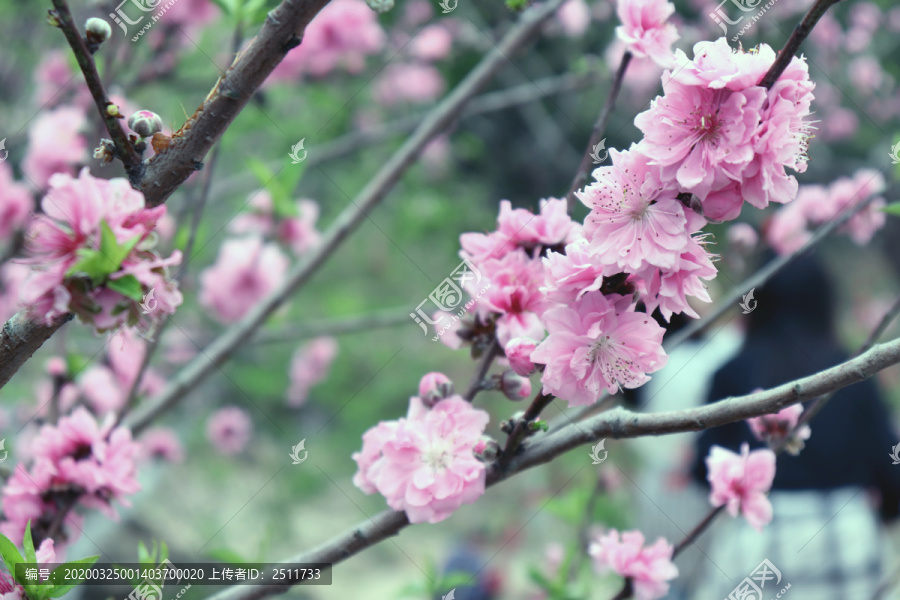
[565,52,632,212]
[50,0,142,183]
[464,339,501,401]
[252,308,411,345]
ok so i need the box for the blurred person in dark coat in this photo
[688,254,900,600]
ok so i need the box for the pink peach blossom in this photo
[532,293,667,407]
[633,235,717,320]
[589,529,678,600]
[418,372,453,404]
[410,25,452,61]
[706,443,776,531]
[747,404,811,455]
[22,107,87,190]
[374,63,445,106]
[206,407,252,456]
[0,163,33,240]
[138,427,185,463]
[504,337,538,376]
[615,0,679,68]
[199,236,289,323]
[557,0,591,37]
[286,337,338,406]
[479,251,554,346]
[541,239,609,304]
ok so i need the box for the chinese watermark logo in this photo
[109,0,183,42]
[437,0,457,13]
[0,139,8,163]
[890,443,900,465]
[290,439,308,465]
[709,0,778,41]
[410,259,491,342]
[589,439,608,465]
[590,138,608,164]
[140,288,157,314]
[739,288,757,314]
[889,141,900,165]
[442,589,456,600]
[726,559,788,600]
[289,139,307,164]
[0,439,7,464]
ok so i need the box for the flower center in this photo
[422,439,454,472]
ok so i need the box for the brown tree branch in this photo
[0,313,71,390]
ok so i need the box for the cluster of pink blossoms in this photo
[1,408,141,544]
[353,380,489,524]
[765,169,886,255]
[20,169,182,332]
[589,529,678,600]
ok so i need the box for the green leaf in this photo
[881,202,900,217]
[0,530,25,585]
[66,221,140,283]
[22,522,36,565]
[106,275,144,301]
[45,555,99,598]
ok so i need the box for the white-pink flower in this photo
[589,529,678,600]
[352,396,489,523]
[206,406,253,456]
[531,293,667,407]
[615,0,680,68]
[706,443,776,531]
[199,236,289,323]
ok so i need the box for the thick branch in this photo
[50,0,142,182]
[127,0,569,434]
[565,52,632,212]
[0,313,71,390]
[138,0,333,206]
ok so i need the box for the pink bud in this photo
[505,337,537,376]
[46,357,67,377]
[500,370,532,401]
[418,372,454,406]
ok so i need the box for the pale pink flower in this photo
[765,196,812,255]
[504,337,538,376]
[434,310,465,350]
[726,223,758,251]
[404,0,433,25]
[706,443,776,531]
[230,192,321,255]
[605,40,664,98]
[22,107,87,190]
[79,329,164,415]
[35,51,81,107]
[374,63,445,106]
[541,239,609,304]
[670,39,774,91]
[479,251,554,346]
[532,293,667,407]
[199,236,289,323]
[410,24,452,61]
[589,529,678,600]
[747,404,811,455]
[557,0,591,37]
[286,337,338,406]
[615,0,679,67]
[460,198,576,264]
[0,264,29,323]
[633,235,717,320]
[353,396,489,523]
[20,169,181,330]
[138,427,185,463]
[578,149,691,272]
[845,196,886,246]
[206,407,252,455]
[821,107,859,141]
[848,56,884,95]
[267,0,385,82]
[0,164,33,240]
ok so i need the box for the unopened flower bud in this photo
[47,10,61,27]
[499,370,532,401]
[93,139,115,166]
[505,337,537,376]
[46,357,67,378]
[85,17,112,51]
[366,0,394,12]
[128,110,163,138]
[418,371,454,407]
[106,103,124,118]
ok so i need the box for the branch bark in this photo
[127,0,569,434]
[0,313,71,390]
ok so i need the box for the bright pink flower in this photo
[589,529,678,600]
[578,149,691,272]
[206,407,252,456]
[706,443,776,531]
[374,63,445,106]
[267,0,385,82]
[0,408,141,541]
[633,235,717,320]
[199,236,289,323]
[138,427,185,463]
[747,404,811,455]
[460,198,576,264]
[20,169,181,330]
[286,337,338,406]
[353,396,489,523]
[22,107,87,190]
[0,164,33,240]
[504,337,538,376]
[541,239,609,304]
[615,0,679,68]
[410,24,452,61]
[479,252,554,346]
[532,293,667,407]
